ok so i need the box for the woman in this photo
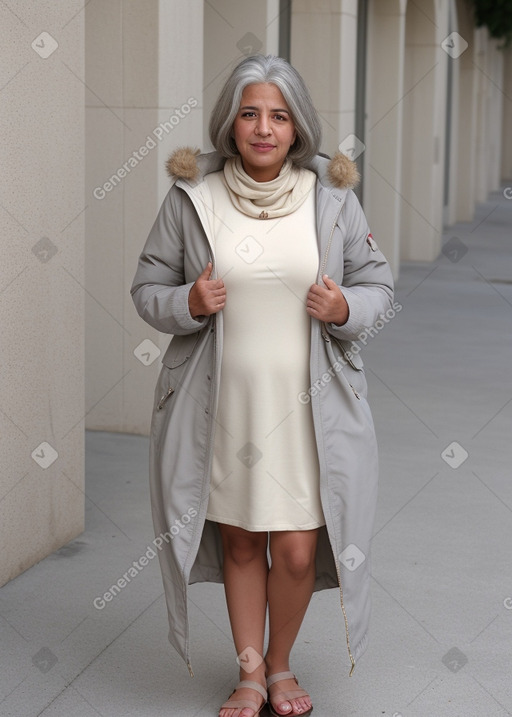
[131,54,394,717]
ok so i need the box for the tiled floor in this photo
[1,187,512,716]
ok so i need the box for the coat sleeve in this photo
[130,187,209,335]
[327,189,394,342]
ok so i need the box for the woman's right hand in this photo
[188,262,226,319]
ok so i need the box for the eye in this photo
[273,114,287,121]
[241,111,256,118]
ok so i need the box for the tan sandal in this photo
[219,679,267,716]
[267,671,313,716]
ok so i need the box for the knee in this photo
[273,545,315,580]
[222,531,266,567]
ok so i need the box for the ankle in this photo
[264,657,291,676]
[240,662,266,684]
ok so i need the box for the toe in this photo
[275,702,293,715]
[291,697,311,714]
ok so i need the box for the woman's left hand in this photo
[306,275,349,326]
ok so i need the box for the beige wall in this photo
[364,0,406,277]
[472,31,505,204]
[3,0,512,588]
[203,0,280,150]
[85,0,204,436]
[454,0,478,222]
[503,47,512,181]
[0,3,85,585]
[400,0,448,262]
[291,0,359,156]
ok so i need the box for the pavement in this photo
[1,186,512,716]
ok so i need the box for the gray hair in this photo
[209,54,322,166]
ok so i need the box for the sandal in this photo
[266,671,313,716]
[219,680,267,716]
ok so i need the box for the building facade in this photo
[1,0,511,584]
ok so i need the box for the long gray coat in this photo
[130,147,394,676]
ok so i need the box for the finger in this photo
[211,298,226,313]
[198,262,213,281]
[322,274,338,289]
[307,290,326,306]
[306,300,323,313]
[307,284,326,298]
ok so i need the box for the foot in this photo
[266,671,312,716]
[219,679,267,717]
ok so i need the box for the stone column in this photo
[364,0,407,277]
[502,46,512,182]
[290,0,359,154]
[85,1,204,436]
[400,0,448,262]
[0,2,85,584]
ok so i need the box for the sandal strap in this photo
[266,671,297,688]
[267,672,310,703]
[238,680,268,701]
[222,680,267,710]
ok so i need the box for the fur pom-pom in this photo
[327,152,360,189]
[165,147,201,180]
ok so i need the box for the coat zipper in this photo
[175,180,219,678]
[319,204,343,344]
[335,560,356,676]
[318,200,356,674]
[157,386,174,410]
[318,205,342,280]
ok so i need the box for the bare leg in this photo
[218,524,269,717]
[265,529,319,715]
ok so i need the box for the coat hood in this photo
[165,146,360,190]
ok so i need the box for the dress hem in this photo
[205,514,326,532]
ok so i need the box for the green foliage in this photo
[470,0,512,48]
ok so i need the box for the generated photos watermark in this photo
[93,507,197,610]
[93,97,198,200]
[299,301,403,404]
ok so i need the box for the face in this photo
[232,83,297,182]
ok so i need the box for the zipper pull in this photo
[350,384,360,400]
[157,386,174,410]
[321,321,330,342]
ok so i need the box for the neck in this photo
[240,158,285,183]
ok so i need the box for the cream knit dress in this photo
[205,161,325,531]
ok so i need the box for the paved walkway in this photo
[1,187,512,716]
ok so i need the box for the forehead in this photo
[239,83,288,106]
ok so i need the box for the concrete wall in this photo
[503,46,512,181]
[203,0,280,150]
[364,0,406,277]
[0,2,85,585]
[454,0,478,222]
[85,0,204,436]
[291,0,359,155]
[400,0,448,262]
[3,0,512,588]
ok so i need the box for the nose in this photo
[255,116,271,136]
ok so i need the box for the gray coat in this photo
[130,148,394,677]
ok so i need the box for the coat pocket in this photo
[157,384,175,410]
[327,335,367,399]
[161,331,201,369]
[154,331,203,413]
[330,335,364,371]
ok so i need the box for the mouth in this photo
[250,143,276,151]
